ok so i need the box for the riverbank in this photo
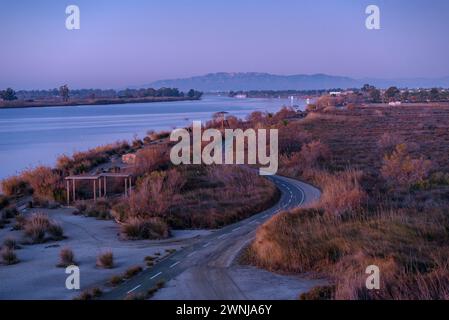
[0,96,294,180]
[0,96,200,109]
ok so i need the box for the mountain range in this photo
[144,72,449,92]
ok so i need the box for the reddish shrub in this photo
[96,251,114,269]
[299,140,331,171]
[1,176,29,197]
[381,144,432,190]
[22,166,62,201]
[133,145,169,176]
[377,133,404,153]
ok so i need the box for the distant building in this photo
[329,91,342,96]
[388,101,402,106]
[234,94,247,99]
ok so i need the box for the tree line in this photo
[0,86,203,102]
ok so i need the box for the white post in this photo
[66,180,70,206]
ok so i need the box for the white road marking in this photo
[169,261,180,268]
[232,227,241,232]
[203,242,211,247]
[217,234,228,239]
[127,284,141,294]
[187,252,196,257]
[263,214,269,218]
[150,272,162,279]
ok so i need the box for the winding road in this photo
[102,175,321,300]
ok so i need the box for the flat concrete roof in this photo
[65,173,132,180]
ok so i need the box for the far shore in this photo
[0,96,201,109]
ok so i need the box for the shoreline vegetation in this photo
[0,110,282,239]
[0,86,203,109]
[0,96,201,109]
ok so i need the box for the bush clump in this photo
[23,213,64,243]
[1,247,19,265]
[96,251,114,269]
[58,247,76,267]
[121,217,170,240]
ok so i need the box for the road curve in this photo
[102,175,320,300]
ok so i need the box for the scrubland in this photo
[245,104,449,299]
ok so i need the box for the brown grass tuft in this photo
[96,251,114,269]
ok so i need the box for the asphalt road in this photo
[102,174,320,300]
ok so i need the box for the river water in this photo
[0,95,304,179]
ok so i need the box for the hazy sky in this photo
[1,0,449,89]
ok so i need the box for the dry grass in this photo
[121,217,170,240]
[1,166,64,203]
[109,275,124,286]
[1,176,29,197]
[133,144,169,176]
[113,164,279,237]
[96,251,114,269]
[1,247,19,265]
[246,104,449,300]
[23,213,64,244]
[168,165,280,228]
[58,247,76,267]
[74,287,103,300]
[381,143,432,190]
[247,206,449,299]
[56,141,130,175]
[124,265,143,279]
[75,199,112,220]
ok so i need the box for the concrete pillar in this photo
[104,177,107,197]
[124,178,128,196]
[93,179,96,201]
[98,178,102,198]
[72,179,76,202]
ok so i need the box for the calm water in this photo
[0,95,303,179]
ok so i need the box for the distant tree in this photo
[187,89,196,98]
[369,88,381,103]
[385,86,400,101]
[187,89,202,98]
[430,88,440,101]
[401,90,410,102]
[361,84,375,92]
[59,85,70,102]
[0,88,18,101]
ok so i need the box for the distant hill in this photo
[144,72,449,92]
